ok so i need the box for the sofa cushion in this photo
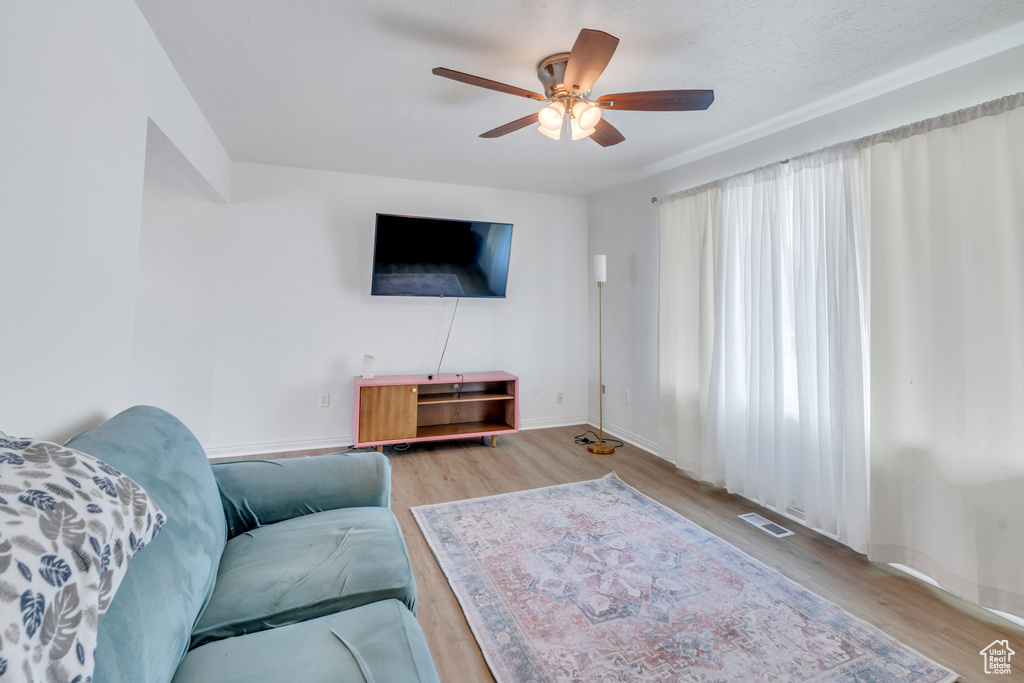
[64,406,227,683]
[174,599,439,683]
[212,452,392,538]
[0,436,165,683]
[191,506,416,647]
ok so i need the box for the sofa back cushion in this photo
[64,406,227,682]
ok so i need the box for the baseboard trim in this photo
[520,415,590,431]
[203,436,354,461]
[585,418,666,461]
[204,415,604,461]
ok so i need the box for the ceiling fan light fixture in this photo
[538,101,566,130]
[538,123,562,140]
[433,28,714,148]
[572,100,602,130]
[570,117,595,140]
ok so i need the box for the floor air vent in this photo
[739,513,794,538]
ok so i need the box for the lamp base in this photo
[587,442,616,455]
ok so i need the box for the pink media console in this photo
[353,371,520,450]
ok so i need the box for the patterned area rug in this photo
[412,474,958,682]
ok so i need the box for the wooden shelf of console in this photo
[353,371,519,451]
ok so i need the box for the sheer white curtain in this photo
[658,185,718,480]
[707,147,869,552]
[865,93,1024,615]
[658,147,870,552]
[658,91,1024,615]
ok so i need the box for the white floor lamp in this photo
[589,254,615,454]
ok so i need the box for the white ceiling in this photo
[136,0,1024,197]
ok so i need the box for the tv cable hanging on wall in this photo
[429,297,460,380]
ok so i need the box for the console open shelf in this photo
[416,391,515,405]
[417,421,516,438]
[353,372,519,450]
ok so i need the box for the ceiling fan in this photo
[432,28,714,147]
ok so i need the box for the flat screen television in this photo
[371,213,513,298]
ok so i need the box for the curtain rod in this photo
[654,89,1024,206]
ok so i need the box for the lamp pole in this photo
[589,256,615,454]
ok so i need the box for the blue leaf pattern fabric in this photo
[20,590,45,638]
[96,462,121,477]
[0,436,165,682]
[92,477,117,499]
[19,489,56,510]
[40,555,72,587]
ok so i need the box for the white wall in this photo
[132,159,589,454]
[129,152,220,443]
[587,42,1024,458]
[0,1,230,440]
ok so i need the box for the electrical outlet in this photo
[625,389,630,404]
[319,392,329,408]
[556,392,564,404]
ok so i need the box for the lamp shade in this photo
[570,117,596,140]
[572,100,602,130]
[538,101,566,131]
[537,123,561,140]
[594,254,607,283]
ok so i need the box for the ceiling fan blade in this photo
[433,67,545,101]
[562,29,619,94]
[479,113,540,138]
[596,90,715,111]
[590,118,625,147]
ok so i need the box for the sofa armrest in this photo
[212,451,391,538]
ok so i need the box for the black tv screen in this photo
[371,214,513,298]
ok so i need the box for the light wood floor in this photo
[258,426,1024,681]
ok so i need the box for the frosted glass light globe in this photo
[537,123,561,140]
[572,100,602,130]
[538,102,566,130]
[570,117,595,140]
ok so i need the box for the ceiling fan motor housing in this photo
[537,53,575,99]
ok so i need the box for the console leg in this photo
[377,445,383,453]
[491,435,497,448]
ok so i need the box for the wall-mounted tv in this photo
[371,213,513,298]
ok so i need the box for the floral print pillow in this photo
[0,435,165,683]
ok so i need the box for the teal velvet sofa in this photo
[64,405,440,682]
